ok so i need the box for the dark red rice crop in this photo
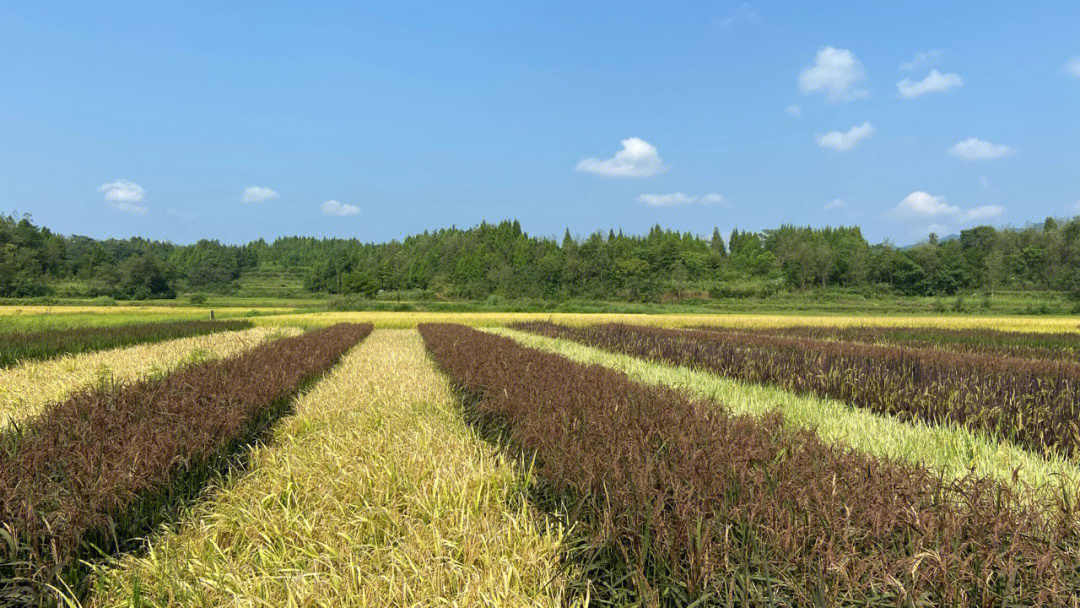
[421,323,1080,607]
[0,322,371,602]
[515,321,1080,459]
[700,324,1080,362]
[0,319,252,368]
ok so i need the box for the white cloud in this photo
[785,104,801,117]
[242,186,279,203]
[899,49,941,71]
[815,122,874,151]
[321,200,360,216]
[98,179,145,202]
[576,137,666,177]
[949,137,1015,161]
[962,205,1005,221]
[896,69,963,98]
[893,191,1005,226]
[638,192,727,207]
[1065,57,1080,78]
[893,191,959,218]
[98,179,147,214]
[823,198,846,210]
[798,47,868,102]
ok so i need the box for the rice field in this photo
[86,330,573,607]
[254,310,1080,332]
[1,305,1079,606]
[0,326,299,429]
[0,320,253,368]
[0,307,282,333]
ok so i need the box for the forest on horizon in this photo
[3,213,1080,304]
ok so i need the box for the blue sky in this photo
[2,1,1079,245]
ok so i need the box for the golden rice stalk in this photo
[85,329,571,607]
[258,310,1080,333]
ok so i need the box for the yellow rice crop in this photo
[0,305,279,316]
[257,310,1080,333]
[85,330,571,607]
[0,326,298,429]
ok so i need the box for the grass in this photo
[0,326,299,429]
[84,330,573,608]
[232,263,311,298]
[492,328,1080,497]
[253,310,1080,332]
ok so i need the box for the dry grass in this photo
[85,329,571,608]
[257,310,1080,333]
[0,326,298,429]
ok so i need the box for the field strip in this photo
[0,305,281,316]
[0,325,300,428]
[491,327,1080,495]
[85,329,569,607]
[256,310,1080,332]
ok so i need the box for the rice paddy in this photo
[0,326,298,429]
[85,330,572,608]
[491,327,1080,497]
[253,310,1080,332]
[1,305,1079,606]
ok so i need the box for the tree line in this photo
[3,213,1080,301]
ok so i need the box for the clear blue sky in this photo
[2,1,1079,245]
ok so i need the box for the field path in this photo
[86,329,569,607]
[0,326,299,429]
